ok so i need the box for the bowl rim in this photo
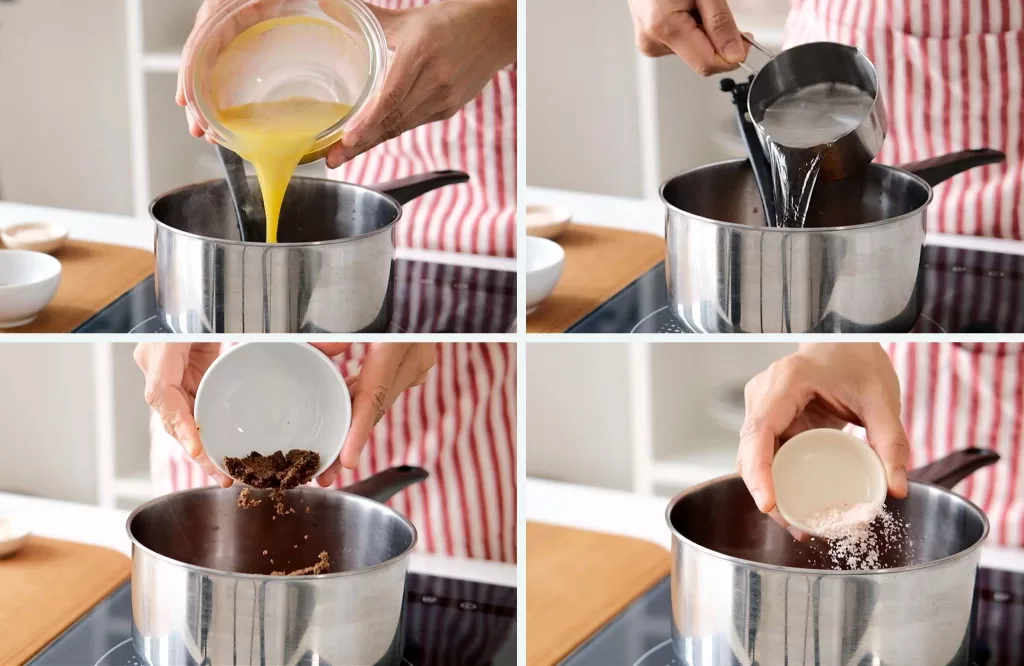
[0,249,62,291]
[771,428,888,536]
[0,221,70,240]
[525,236,565,273]
[194,340,352,480]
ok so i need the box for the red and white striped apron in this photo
[151,342,518,563]
[786,1,1024,548]
[333,0,517,258]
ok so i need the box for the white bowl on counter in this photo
[526,236,564,313]
[0,515,31,558]
[1,222,69,254]
[0,250,62,328]
[525,204,572,239]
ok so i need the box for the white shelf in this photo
[142,52,181,73]
[651,443,737,488]
[113,471,155,502]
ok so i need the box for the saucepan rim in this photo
[664,473,989,576]
[150,175,403,248]
[126,485,418,580]
[659,157,934,233]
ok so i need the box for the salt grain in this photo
[806,502,911,570]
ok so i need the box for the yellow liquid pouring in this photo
[217,98,350,243]
[210,16,355,243]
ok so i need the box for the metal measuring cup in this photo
[741,40,888,182]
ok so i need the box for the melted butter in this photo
[211,16,353,243]
[217,98,350,243]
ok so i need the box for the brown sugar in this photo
[236,488,262,509]
[272,551,330,576]
[224,450,320,490]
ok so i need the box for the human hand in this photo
[134,342,233,486]
[313,343,436,486]
[324,0,516,167]
[627,0,749,75]
[737,343,909,537]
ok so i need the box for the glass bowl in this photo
[182,0,388,164]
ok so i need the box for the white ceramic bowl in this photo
[525,204,572,239]
[525,236,564,313]
[1,221,69,254]
[0,250,62,328]
[772,428,887,537]
[0,516,31,558]
[195,342,352,482]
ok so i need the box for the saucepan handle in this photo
[343,465,429,503]
[907,448,1000,490]
[371,170,470,205]
[900,148,1006,187]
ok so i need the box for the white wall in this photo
[525,343,635,490]
[0,343,149,504]
[525,2,789,199]
[0,0,132,214]
[526,342,798,492]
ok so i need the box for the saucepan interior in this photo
[660,158,931,231]
[127,486,416,577]
[152,176,401,245]
[667,475,987,572]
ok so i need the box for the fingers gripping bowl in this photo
[127,466,428,666]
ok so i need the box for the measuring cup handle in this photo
[899,149,1006,187]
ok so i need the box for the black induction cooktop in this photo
[568,245,1024,334]
[559,568,1023,666]
[74,258,516,334]
[27,573,516,666]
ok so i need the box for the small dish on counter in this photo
[772,428,887,538]
[0,250,62,328]
[525,204,572,239]
[1,221,69,254]
[526,236,564,314]
[0,515,31,558]
[195,341,352,481]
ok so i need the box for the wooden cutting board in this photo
[0,240,154,333]
[526,225,665,333]
[0,536,131,665]
[526,522,671,666]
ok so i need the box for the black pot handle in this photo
[342,465,429,503]
[370,170,469,205]
[907,448,1000,490]
[899,148,1006,188]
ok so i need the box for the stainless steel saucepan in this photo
[151,170,468,334]
[127,465,428,666]
[662,149,1006,333]
[666,448,999,666]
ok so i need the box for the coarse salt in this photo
[806,502,911,571]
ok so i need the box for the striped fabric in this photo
[787,0,1024,548]
[151,342,518,563]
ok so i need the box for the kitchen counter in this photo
[0,491,517,587]
[0,201,517,271]
[525,186,1024,256]
[525,476,1024,574]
